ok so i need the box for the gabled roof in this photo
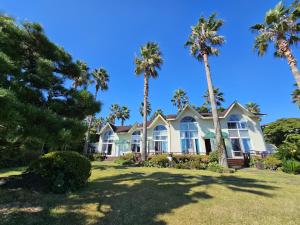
[98,101,264,135]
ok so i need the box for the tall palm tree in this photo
[150,109,165,120]
[139,101,152,117]
[83,67,109,154]
[118,106,130,126]
[171,89,189,112]
[109,104,120,124]
[134,42,163,161]
[73,60,91,89]
[204,87,225,108]
[185,13,228,167]
[92,68,109,100]
[245,102,261,114]
[292,84,300,107]
[251,1,300,89]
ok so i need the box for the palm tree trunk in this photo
[83,115,93,155]
[83,88,99,155]
[203,53,228,167]
[278,39,300,89]
[141,75,149,161]
[121,119,124,126]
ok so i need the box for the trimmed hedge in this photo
[29,151,91,193]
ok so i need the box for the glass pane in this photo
[231,139,242,152]
[228,122,238,129]
[239,130,249,138]
[239,122,248,129]
[229,130,239,137]
[180,123,189,130]
[242,138,251,152]
[189,123,198,131]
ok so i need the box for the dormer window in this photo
[102,130,114,155]
[227,114,252,157]
[131,130,141,153]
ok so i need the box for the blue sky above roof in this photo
[1,0,299,125]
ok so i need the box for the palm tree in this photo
[292,84,300,107]
[151,109,165,120]
[171,89,189,111]
[73,60,91,89]
[185,13,228,167]
[245,102,261,114]
[139,101,152,117]
[251,1,300,89]
[134,42,163,161]
[118,106,130,126]
[92,68,109,100]
[109,104,120,124]
[83,67,109,155]
[204,87,225,108]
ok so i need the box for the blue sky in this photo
[1,0,299,125]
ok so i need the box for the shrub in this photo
[282,160,300,174]
[147,154,170,168]
[29,151,91,193]
[209,150,220,163]
[207,162,235,173]
[250,155,264,169]
[276,138,300,161]
[114,153,136,165]
[114,158,135,165]
[93,153,106,161]
[263,155,282,170]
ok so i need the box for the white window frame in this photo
[180,117,199,154]
[227,119,252,158]
[131,130,141,153]
[153,125,168,153]
[102,130,114,155]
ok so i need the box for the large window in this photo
[153,125,168,153]
[131,130,141,153]
[102,130,114,155]
[227,114,252,157]
[180,116,199,154]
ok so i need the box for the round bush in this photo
[29,151,91,193]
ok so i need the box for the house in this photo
[97,102,267,166]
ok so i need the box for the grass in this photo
[0,166,26,178]
[1,161,300,225]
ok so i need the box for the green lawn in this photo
[1,162,300,225]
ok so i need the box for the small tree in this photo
[171,89,189,112]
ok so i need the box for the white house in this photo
[97,102,267,166]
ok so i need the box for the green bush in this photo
[250,155,264,169]
[263,155,282,170]
[0,148,41,168]
[147,154,170,168]
[207,162,235,173]
[114,152,136,165]
[282,160,300,174]
[209,150,220,163]
[114,158,135,165]
[29,151,91,193]
[93,153,106,161]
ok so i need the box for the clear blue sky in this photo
[1,0,299,125]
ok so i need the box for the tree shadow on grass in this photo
[0,166,279,225]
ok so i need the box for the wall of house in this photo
[98,104,267,158]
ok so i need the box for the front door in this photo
[205,139,212,155]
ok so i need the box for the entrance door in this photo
[205,139,212,155]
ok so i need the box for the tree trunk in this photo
[83,88,99,155]
[202,53,228,167]
[278,38,300,90]
[141,75,149,161]
[83,115,93,155]
[121,119,124,126]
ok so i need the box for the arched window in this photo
[131,130,141,152]
[227,114,252,157]
[153,125,168,153]
[102,130,114,155]
[180,117,199,154]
